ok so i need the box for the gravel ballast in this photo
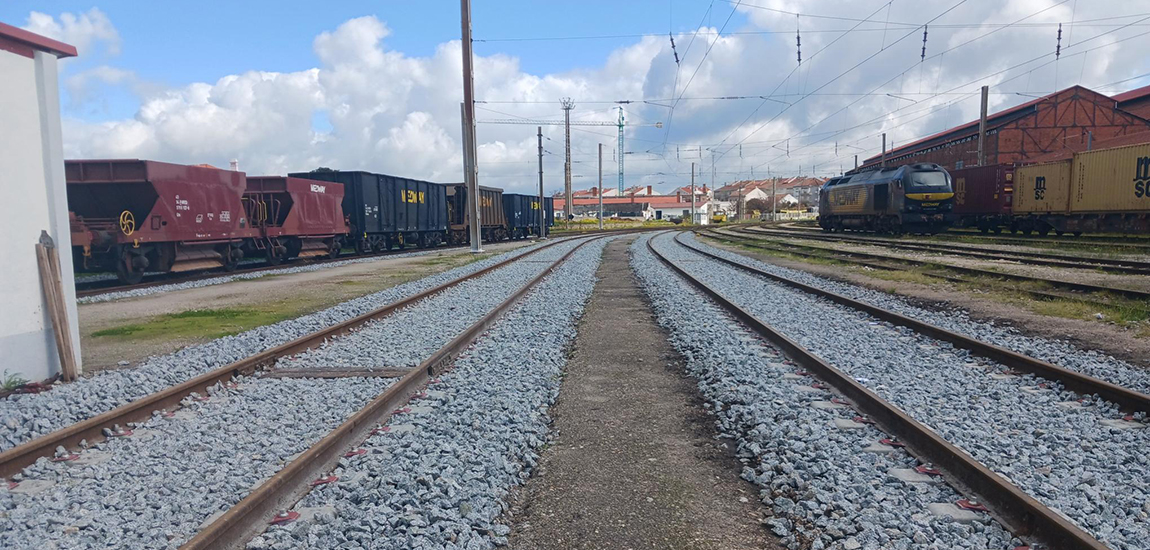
[660,232,1150,549]
[0,239,569,452]
[697,231,1150,394]
[253,238,610,550]
[0,237,595,549]
[631,234,1017,550]
[277,238,587,370]
[0,377,392,549]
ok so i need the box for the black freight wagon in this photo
[290,169,447,253]
[544,197,554,230]
[502,193,551,239]
[445,183,507,244]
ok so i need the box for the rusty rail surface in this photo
[181,236,604,549]
[718,227,1150,302]
[646,233,1108,550]
[0,236,581,479]
[682,232,1150,413]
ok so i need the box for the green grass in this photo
[92,307,293,341]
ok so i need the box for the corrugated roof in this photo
[1113,84,1150,103]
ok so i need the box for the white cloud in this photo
[47,2,1150,192]
[23,8,121,57]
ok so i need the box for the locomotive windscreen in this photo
[907,171,950,191]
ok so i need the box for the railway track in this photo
[73,242,479,299]
[709,227,1150,306]
[746,226,1150,276]
[1,235,601,548]
[645,231,1150,549]
[778,222,1150,254]
[74,227,664,300]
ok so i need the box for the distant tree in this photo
[746,198,770,212]
[312,167,336,173]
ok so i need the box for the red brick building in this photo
[857,85,1150,171]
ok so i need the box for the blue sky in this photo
[2,1,748,118]
[5,2,1149,193]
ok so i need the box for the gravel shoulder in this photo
[78,241,530,373]
[701,234,1150,370]
[506,237,778,550]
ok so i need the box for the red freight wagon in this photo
[66,159,257,283]
[243,176,349,264]
[949,164,1014,233]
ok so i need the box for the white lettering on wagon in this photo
[310,184,326,193]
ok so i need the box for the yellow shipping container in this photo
[1013,160,1072,214]
[1070,142,1150,212]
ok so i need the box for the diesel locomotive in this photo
[818,163,955,234]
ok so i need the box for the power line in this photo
[735,0,1074,174]
[751,22,1150,174]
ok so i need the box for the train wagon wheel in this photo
[115,250,144,285]
[222,245,243,271]
[327,240,342,259]
[265,239,285,266]
[355,239,370,256]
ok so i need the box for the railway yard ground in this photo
[76,241,531,374]
[701,224,1150,368]
[3,227,1150,550]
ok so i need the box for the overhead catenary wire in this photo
[766,13,1150,172]
[731,0,1079,175]
[473,6,1150,190]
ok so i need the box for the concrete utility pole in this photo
[598,143,604,230]
[771,177,777,221]
[562,98,574,229]
[977,85,988,167]
[459,0,482,252]
[690,162,696,225]
[537,126,545,238]
[881,133,887,168]
[617,107,625,194]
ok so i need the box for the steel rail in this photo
[645,233,1109,550]
[75,227,663,299]
[182,236,605,550]
[720,228,1150,302]
[680,232,1150,413]
[777,222,1150,253]
[0,236,580,479]
[745,226,1150,275]
[706,229,1130,311]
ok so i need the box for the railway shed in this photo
[0,23,79,383]
[858,85,1150,172]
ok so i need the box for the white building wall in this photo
[0,50,80,382]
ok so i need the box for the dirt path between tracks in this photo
[77,242,530,373]
[505,237,778,550]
